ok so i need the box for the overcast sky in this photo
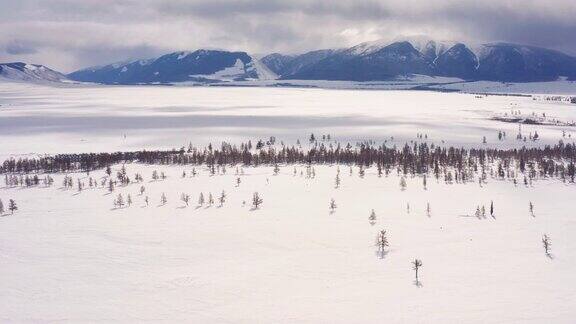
[1,0,575,72]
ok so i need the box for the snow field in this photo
[1,163,574,323]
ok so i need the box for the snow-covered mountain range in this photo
[2,36,576,84]
[274,37,576,82]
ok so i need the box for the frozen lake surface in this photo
[1,83,576,159]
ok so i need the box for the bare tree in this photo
[412,259,423,285]
[542,234,551,256]
[252,192,263,209]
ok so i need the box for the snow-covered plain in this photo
[1,82,576,323]
[1,164,574,323]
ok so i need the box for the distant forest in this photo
[2,137,576,183]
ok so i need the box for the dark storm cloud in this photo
[0,0,574,72]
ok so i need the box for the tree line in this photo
[2,139,576,183]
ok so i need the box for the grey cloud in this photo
[1,0,575,72]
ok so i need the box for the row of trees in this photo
[2,140,576,184]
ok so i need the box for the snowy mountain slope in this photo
[281,38,576,82]
[260,49,336,77]
[68,50,274,84]
[0,62,69,83]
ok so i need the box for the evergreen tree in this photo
[0,199,4,215]
[329,198,337,213]
[160,193,167,205]
[181,193,190,207]
[369,209,377,225]
[252,192,263,209]
[8,199,17,214]
[198,193,205,206]
[376,230,389,258]
[490,200,494,217]
[542,234,551,256]
[219,191,226,207]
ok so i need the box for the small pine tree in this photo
[236,177,241,187]
[529,201,534,217]
[252,192,263,209]
[0,199,4,215]
[400,176,407,191]
[140,186,145,195]
[426,203,431,217]
[181,193,190,206]
[369,209,377,225]
[273,164,280,175]
[127,194,132,207]
[219,191,226,207]
[160,193,167,205]
[542,234,551,256]
[335,173,341,189]
[490,200,494,217]
[116,194,124,208]
[376,230,389,258]
[208,193,214,206]
[329,198,337,213]
[144,196,149,206]
[198,193,205,206]
[8,199,17,214]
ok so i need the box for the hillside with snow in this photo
[68,50,275,84]
[0,62,69,83]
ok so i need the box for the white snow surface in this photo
[1,82,576,160]
[0,164,574,323]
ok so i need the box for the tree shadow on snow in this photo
[375,249,388,260]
